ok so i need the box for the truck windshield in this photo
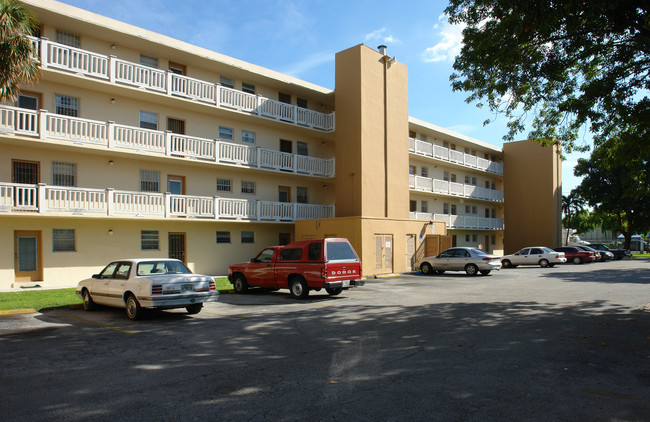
[326,241,357,261]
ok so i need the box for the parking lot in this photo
[1,258,649,421]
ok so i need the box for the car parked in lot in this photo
[573,244,613,261]
[501,247,566,268]
[76,259,219,320]
[417,247,502,276]
[553,246,597,264]
[588,243,631,260]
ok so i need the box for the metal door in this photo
[169,233,186,263]
[14,230,42,282]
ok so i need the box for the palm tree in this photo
[562,191,584,245]
[0,0,40,102]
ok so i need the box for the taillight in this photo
[482,257,495,261]
[152,284,162,295]
[321,267,327,278]
[555,255,561,258]
[209,280,215,290]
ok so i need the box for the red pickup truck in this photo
[228,238,364,299]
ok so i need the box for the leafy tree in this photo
[445,0,649,152]
[573,137,650,249]
[561,191,585,245]
[0,0,40,102]
[564,209,595,240]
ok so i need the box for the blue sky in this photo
[57,0,586,192]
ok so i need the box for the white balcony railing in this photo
[409,138,503,175]
[409,212,504,230]
[30,36,335,132]
[0,105,335,177]
[409,174,503,202]
[0,182,335,222]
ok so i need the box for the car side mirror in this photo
[92,274,101,279]
[251,258,259,263]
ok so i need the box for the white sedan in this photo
[76,259,219,320]
[417,247,502,276]
[501,247,566,268]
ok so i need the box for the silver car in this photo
[501,247,567,268]
[418,247,502,276]
[76,259,219,320]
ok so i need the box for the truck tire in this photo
[326,287,343,296]
[233,274,248,294]
[289,277,309,299]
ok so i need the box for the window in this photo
[241,130,255,144]
[450,204,457,215]
[141,230,159,250]
[52,162,76,186]
[140,54,159,68]
[53,229,75,252]
[17,94,38,110]
[308,242,322,260]
[167,175,184,195]
[465,176,470,184]
[491,235,496,245]
[410,200,417,212]
[280,139,292,153]
[297,187,308,204]
[167,118,185,134]
[114,263,132,280]
[409,165,416,175]
[278,186,291,203]
[241,181,255,194]
[279,93,291,104]
[472,234,478,242]
[280,248,302,261]
[218,126,233,141]
[297,97,308,109]
[421,201,428,213]
[472,177,477,186]
[485,208,490,218]
[140,170,159,192]
[472,206,477,214]
[450,173,457,183]
[241,231,254,243]
[55,94,79,117]
[220,76,234,88]
[443,141,449,148]
[443,203,449,214]
[465,234,470,242]
[443,171,450,181]
[491,182,496,190]
[491,208,496,218]
[168,62,185,75]
[297,141,308,156]
[216,178,232,192]
[465,205,471,214]
[421,167,428,177]
[139,111,158,130]
[56,30,80,47]
[216,231,231,244]
[242,82,255,94]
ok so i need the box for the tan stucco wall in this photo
[503,140,562,253]
[334,45,409,219]
[295,217,445,276]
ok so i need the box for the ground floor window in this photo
[141,230,159,250]
[52,229,75,252]
[216,231,231,244]
[241,231,254,243]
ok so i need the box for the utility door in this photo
[406,234,416,271]
[14,230,42,282]
[374,234,393,274]
[169,233,186,263]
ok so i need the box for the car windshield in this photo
[137,261,192,276]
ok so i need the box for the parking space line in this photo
[52,310,137,334]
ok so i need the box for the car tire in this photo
[502,260,512,268]
[233,274,248,294]
[465,264,479,276]
[289,277,309,299]
[186,303,202,314]
[572,257,582,264]
[539,259,549,268]
[326,287,343,296]
[82,289,95,311]
[125,294,143,321]
[420,262,434,275]
[479,270,491,275]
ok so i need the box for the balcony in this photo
[409,175,503,202]
[0,182,335,222]
[0,105,335,177]
[409,138,503,175]
[409,212,504,230]
[30,37,335,132]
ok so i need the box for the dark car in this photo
[588,243,630,260]
[553,246,597,264]
[573,244,613,261]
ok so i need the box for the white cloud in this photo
[281,52,334,78]
[364,27,401,45]
[447,124,476,135]
[421,15,465,63]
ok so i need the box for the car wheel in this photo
[502,259,512,268]
[233,274,248,294]
[479,270,491,275]
[465,264,479,276]
[420,262,433,275]
[82,289,95,311]
[539,259,549,268]
[572,257,582,264]
[436,270,446,274]
[125,294,143,321]
[186,303,202,314]
[289,277,309,299]
[326,287,343,296]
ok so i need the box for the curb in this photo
[0,308,37,315]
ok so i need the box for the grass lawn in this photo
[0,277,233,311]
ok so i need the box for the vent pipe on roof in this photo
[377,45,387,55]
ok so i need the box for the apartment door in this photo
[278,186,291,203]
[485,235,491,253]
[375,235,393,273]
[169,233,186,263]
[14,230,43,282]
[406,234,416,271]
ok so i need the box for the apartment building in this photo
[1,0,561,288]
